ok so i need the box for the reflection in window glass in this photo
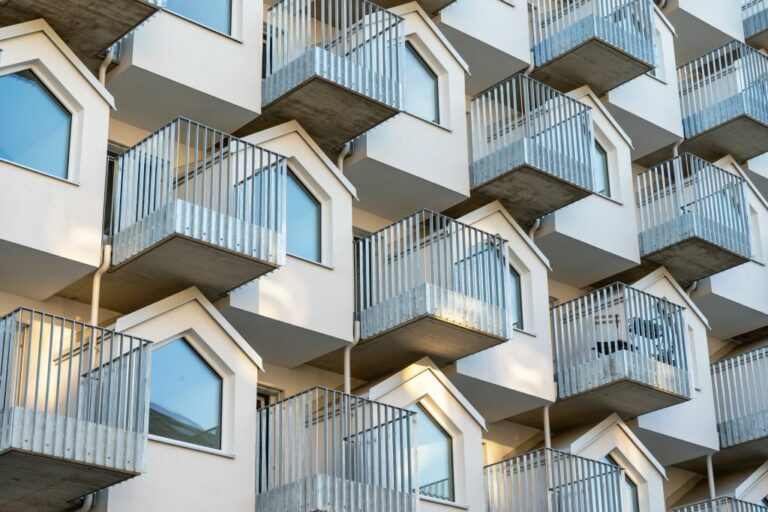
[0,70,71,179]
[164,0,232,34]
[404,42,439,123]
[510,265,523,330]
[287,171,321,262]
[409,404,454,502]
[150,339,223,449]
[593,141,610,197]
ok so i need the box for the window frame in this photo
[410,402,455,503]
[509,264,524,330]
[286,169,323,264]
[403,41,441,125]
[593,140,611,197]
[161,0,235,37]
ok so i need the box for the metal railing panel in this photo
[484,449,623,512]
[673,497,768,512]
[255,387,416,512]
[530,0,655,68]
[712,345,768,448]
[551,283,691,400]
[678,41,768,139]
[0,308,152,473]
[263,0,404,110]
[355,210,513,341]
[744,0,768,41]
[636,154,751,259]
[470,75,595,192]
[110,117,287,269]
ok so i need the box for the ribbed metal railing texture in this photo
[110,117,287,269]
[744,0,768,40]
[0,308,151,473]
[256,387,415,512]
[636,154,751,259]
[673,497,768,512]
[678,41,768,140]
[712,345,768,449]
[469,74,595,192]
[263,0,404,109]
[551,283,691,401]
[356,210,513,341]
[485,449,624,512]
[530,0,655,68]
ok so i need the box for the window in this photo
[649,29,664,80]
[150,339,223,450]
[287,170,321,262]
[509,265,523,330]
[164,0,232,34]
[409,404,454,502]
[593,141,610,197]
[602,455,640,512]
[404,42,439,124]
[0,70,71,179]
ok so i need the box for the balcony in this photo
[673,498,768,512]
[311,210,513,380]
[256,387,415,512]
[529,0,655,95]
[0,1,158,72]
[637,154,751,286]
[237,0,403,154]
[744,0,768,49]
[679,41,768,162]
[711,346,768,471]
[485,449,623,512]
[467,75,594,227]
[516,284,691,429]
[61,118,287,312]
[0,308,151,511]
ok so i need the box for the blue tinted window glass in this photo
[404,42,439,123]
[509,265,523,330]
[0,70,71,179]
[408,404,454,501]
[593,141,610,197]
[287,171,321,262]
[164,0,232,34]
[150,339,223,449]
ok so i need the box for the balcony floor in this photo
[531,38,652,96]
[0,0,158,73]
[681,115,768,163]
[59,234,277,313]
[0,450,132,512]
[236,76,398,154]
[310,315,506,381]
[512,378,689,431]
[369,0,457,14]
[642,236,749,287]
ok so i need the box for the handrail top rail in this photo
[266,0,405,21]
[712,344,768,371]
[677,39,766,70]
[671,496,768,511]
[483,447,620,471]
[470,73,592,113]
[1,306,154,346]
[256,385,416,415]
[549,282,682,313]
[637,153,747,184]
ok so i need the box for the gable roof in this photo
[653,5,677,37]
[367,357,487,430]
[631,267,711,329]
[0,19,115,109]
[569,86,634,149]
[457,201,552,270]
[114,287,263,370]
[736,460,768,500]
[243,120,358,200]
[390,2,470,75]
[570,413,668,479]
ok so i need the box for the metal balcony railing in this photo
[0,308,151,473]
[485,449,623,512]
[712,346,768,449]
[110,117,287,268]
[673,497,768,512]
[636,154,751,260]
[256,387,415,512]
[469,74,595,192]
[530,0,655,68]
[552,283,691,401]
[263,0,404,109]
[678,41,768,140]
[356,210,514,341]
[744,0,768,42]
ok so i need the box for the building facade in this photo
[1,0,768,511]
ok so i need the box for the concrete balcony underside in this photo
[0,0,158,72]
[370,0,457,15]
[531,38,653,96]
[681,114,768,163]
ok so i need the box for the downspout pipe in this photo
[91,244,112,325]
[98,48,114,86]
[337,142,352,173]
[672,140,682,159]
[344,320,361,394]
[706,454,717,500]
[685,280,698,297]
[529,218,542,240]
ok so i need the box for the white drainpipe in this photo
[98,49,114,86]
[344,320,361,394]
[91,244,112,325]
[706,454,717,500]
[337,142,352,173]
[529,218,542,240]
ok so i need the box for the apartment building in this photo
[1,0,768,511]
